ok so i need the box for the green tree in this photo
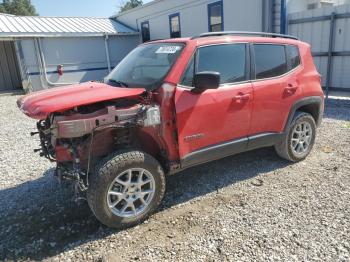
[0,0,38,16]
[0,4,5,13]
[118,0,143,13]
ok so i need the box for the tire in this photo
[87,150,166,229]
[275,111,316,162]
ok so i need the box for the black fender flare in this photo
[284,96,324,132]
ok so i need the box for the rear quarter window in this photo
[287,45,301,70]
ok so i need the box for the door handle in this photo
[285,84,298,94]
[234,93,251,103]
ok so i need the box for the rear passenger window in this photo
[287,45,301,69]
[254,44,287,79]
[180,44,246,86]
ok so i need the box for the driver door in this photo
[175,43,253,167]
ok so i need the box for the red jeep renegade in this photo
[18,32,324,229]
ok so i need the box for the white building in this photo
[113,0,287,42]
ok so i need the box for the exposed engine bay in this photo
[35,98,161,190]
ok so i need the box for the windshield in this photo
[105,43,185,91]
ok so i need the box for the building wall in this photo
[287,0,350,14]
[17,35,140,91]
[288,4,350,90]
[116,0,267,40]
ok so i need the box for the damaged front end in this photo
[34,99,161,191]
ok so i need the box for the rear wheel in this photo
[275,112,316,162]
[87,151,166,229]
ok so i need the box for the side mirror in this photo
[192,71,220,93]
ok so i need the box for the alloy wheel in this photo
[291,121,313,155]
[106,168,155,218]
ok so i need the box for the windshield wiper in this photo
[108,79,129,87]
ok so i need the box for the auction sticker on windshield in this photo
[156,46,182,54]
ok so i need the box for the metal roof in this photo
[112,0,165,17]
[0,13,138,38]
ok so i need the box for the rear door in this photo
[250,44,303,135]
[175,43,253,162]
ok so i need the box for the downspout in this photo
[262,0,266,32]
[325,12,336,99]
[280,0,287,34]
[136,18,142,43]
[36,38,79,87]
[104,34,111,73]
[269,0,275,33]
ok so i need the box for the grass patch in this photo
[343,122,350,129]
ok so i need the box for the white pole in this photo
[104,34,111,73]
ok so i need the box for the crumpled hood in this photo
[17,82,146,120]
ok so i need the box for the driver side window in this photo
[180,44,246,87]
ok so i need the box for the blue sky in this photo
[31,0,153,17]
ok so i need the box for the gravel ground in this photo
[0,94,349,261]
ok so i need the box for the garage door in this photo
[0,41,22,91]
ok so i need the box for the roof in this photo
[0,13,138,38]
[112,0,164,18]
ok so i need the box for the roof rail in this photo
[191,31,298,40]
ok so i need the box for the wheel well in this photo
[134,131,167,169]
[285,98,323,132]
[296,103,320,123]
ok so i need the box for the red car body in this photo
[18,34,324,174]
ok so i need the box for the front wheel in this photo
[87,151,166,229]
[275,112,316,162]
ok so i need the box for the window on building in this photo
[254,44,288,79]
[287,45,301,70]
[180,44,246,86]
[320,2,334,8]
[208,1,223,32]
[307,3,318,10]
[169,13,181,38]
[141,21,150,42]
